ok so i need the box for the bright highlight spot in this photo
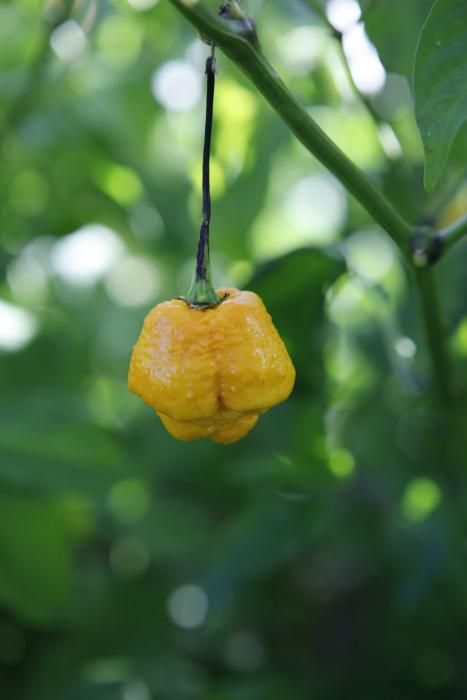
[215,80,258,173]
[278,27,324,73]
[96,164,143,206]
[329,448,355,478]
[452,317,467,356]
[0,301,37,352]
[402,478,441,522]
[51,224,124,287]
[105,256,161,307]
[326,0,361,31]
[252,171,347,257]
[152,61,202,112]
[50,20,87,63]
[284,174,347,244]
[343,23,386,94]
[128,0,158,9]
[345,229,396,282]
[378,124,403,158]
[167,584,208,629]
[108,479,151,523]
[327,275,373,325]
[395,337,417,360]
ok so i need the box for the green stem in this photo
[415,268,452,404]
[438,213,467,255]
[169,0,411,250]
[169,0,453,402]
[185,53,222,307]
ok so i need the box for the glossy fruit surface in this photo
[128,288,295,444]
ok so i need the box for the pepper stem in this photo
[186,49,222,307]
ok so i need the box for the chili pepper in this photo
[128,48,295,443]
[128,287,295,443]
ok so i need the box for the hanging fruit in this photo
[128,47,295,443]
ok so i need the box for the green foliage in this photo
[363,0,433,78]
[0,493,72,624]
[0,1,466,699]
[413,0,467,190]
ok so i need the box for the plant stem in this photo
[415,268,452,404]
[186,52,222,307]
[169,0,411,251]
[169,0,453,403]
[438,213,467,255]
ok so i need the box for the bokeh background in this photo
[1,0,466,698]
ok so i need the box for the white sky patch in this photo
[105,256,161,307]
[50,20,87,64]
[326,0,361,32]
[151,60,202,112]
[167,584,208,629]
[343,23,386,95]
[0,300,37,352]
[51,224,124,287]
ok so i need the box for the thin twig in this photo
[438,213,467,254]
[415,268,452,404]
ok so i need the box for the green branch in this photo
[415,268,452,404]
[169,0,411,251]
[438,213,467,255]
[169,0,454,404]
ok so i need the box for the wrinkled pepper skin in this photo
[128,288,295,444]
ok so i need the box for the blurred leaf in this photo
[0,393,128,493]
[363,0,433,79]
[413,0,467,191]
[0,493,72,624]
[249,247,345,390]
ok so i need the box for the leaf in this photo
[362,0,433,79]
[413,0,467,191]
[0,393,129,494]
[249,247,345,390]
[0,493,72,624]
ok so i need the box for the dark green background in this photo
[0,0,466,698]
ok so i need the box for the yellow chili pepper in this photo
[128,288,295,444]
